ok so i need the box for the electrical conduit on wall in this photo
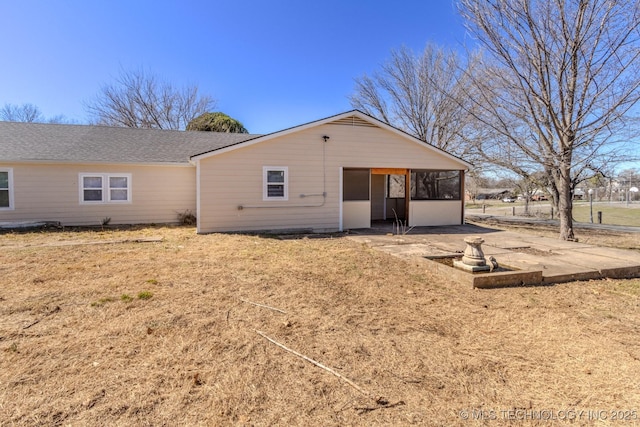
[237,135,329,210]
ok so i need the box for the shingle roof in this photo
[0,121,261,164]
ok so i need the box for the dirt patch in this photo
[1,226,639,425]
[509,246,553,256]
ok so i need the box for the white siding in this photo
[0,163,196,226]
[343,201,371,229]
[409,200,462,226]
[198,121,466,233]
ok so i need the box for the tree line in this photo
[350,0,640,241]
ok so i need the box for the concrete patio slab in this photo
[574,246,640,262]
[347,224,640,288]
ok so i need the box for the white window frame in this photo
[263,166,288,201]
[79,173,132,204]
[0,168,14,210]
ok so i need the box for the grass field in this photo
[572,203,640,227]
[1,226,640,426]
[467,200,640,227]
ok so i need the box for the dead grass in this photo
[1,225,639,426]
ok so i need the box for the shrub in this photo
[177,210,196,226]
[137,291,153,300]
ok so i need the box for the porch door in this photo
[371,168,409,223]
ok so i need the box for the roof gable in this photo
[190,110,471,169]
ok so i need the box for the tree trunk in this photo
[545,166,561,213]
[556,164,575,241]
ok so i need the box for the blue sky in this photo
[0,0,470,134]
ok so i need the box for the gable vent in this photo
[328,116,379,128]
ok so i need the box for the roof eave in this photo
[0,159,194,167]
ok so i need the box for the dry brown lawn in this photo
[1,225,639,426]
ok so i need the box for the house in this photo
[465,187,513,201]
[0,110,471,233]
[0,122,257,228]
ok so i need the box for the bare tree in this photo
[350,44,478,157]
[85,68,216,130]
[1,103,44,122]
[458,0,640,240]
[1,103,70,124]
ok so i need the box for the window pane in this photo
[267,170,285,183]
[110,189,128,201]
[267,184,284,197]
[84,189,103,201]
[0,172,8,189]
[109,176,128,188]
[83,176,102,188]
[0,190,8,207]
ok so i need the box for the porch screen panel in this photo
[343,169,370,201]
[410,170,461,200]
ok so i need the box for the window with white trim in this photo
[263,167,288,200]
[0,168,13,209]
[80,173,131,203]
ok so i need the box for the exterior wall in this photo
[0,163,195,226]
[198,122,466,233]
[409,200,462,226]
[343,201,371,229]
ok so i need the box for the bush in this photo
[177,210,196,226]
[137,291,153,300]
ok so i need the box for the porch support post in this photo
[460,170,465,224]
[405,170,411,225]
